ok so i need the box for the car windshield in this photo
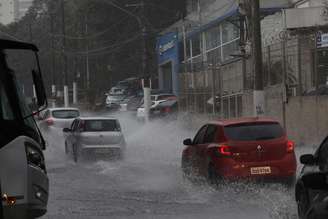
[224,123,284,141]
[84,120,120,132]
[52,110,79,119]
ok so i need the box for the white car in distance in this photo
[38,108,80,130]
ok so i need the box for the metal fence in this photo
[178,34,318,118]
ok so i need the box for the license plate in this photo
[250,166,271,175]
[95,149,109,154]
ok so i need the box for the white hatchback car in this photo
[38,108,80,130]
[63,117,126,162]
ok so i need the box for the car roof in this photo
[49,107,79,111]
[78,117,118,121]
[209,117,280,127]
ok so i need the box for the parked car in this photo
[136,100,167,120]
[136,94,177,118]
[105,94,126,109]
[151,93,177,101]
[295,172,328,219]
[38,107,80,130]
[181,117,297,185]
[295,136,328,218]
[149,99,178,120]
[63,117,126,162]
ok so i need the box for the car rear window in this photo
[84,120,120,132]
[52,110,79,119]
[224,122,284,141]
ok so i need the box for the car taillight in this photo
[218,145,232,156]
[46,118,54,126]
[287,140,295,153]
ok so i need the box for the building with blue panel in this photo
[157,32,180,95]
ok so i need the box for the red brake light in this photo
[287,140,295,153]
[46,118,54,126]
[218,145,232,156]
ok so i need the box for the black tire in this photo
[296,186,310,219]
[73,145,78,163]
[181,158,192,178]
[65,142,68,154]
[208,164,222,186]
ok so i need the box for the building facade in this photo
[157,0,294,117]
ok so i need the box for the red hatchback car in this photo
[181,117,297,184]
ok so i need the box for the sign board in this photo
[157,32,179,65]
[317,32,328,48]
[285,7,328,29]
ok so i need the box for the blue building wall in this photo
[157,32,179,95]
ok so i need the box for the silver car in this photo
[63,117,126,162]
[38,107,80,130]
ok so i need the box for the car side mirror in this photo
[183,138,193,146]
[63,128,71,133]
[300,154,317,165]
[302,172,328,190]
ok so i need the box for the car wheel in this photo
[208,164,222,186]
[73,145,78,163]
[181,157,192,178]
[65,142,68,154]
[297,186,310,219]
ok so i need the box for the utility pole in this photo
[85,15,90,90]
[50,13,56,99]
[127,0,151,122]
[140,0,151,123]
[61,0,69,107]
[251,0,265,116]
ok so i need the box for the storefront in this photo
[157,32,180,95]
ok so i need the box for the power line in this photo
[50,14,132,40]
[54,33,141,56]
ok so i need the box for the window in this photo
[83,120,120,132]
[0,81,15,120]
[224,123,284,141]
[205,25,221,50]
[52,110,80,119]
[71,119,79,131]
[222,21,239,44]
[203,125,217,143]
[193,125,207,144]
[222,39,240,61]
[191,35,201,57]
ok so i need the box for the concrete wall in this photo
[285,96,328,146]
[241,86,328,146]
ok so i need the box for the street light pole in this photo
[61,0,69,107]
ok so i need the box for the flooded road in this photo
[40,112,312,219]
